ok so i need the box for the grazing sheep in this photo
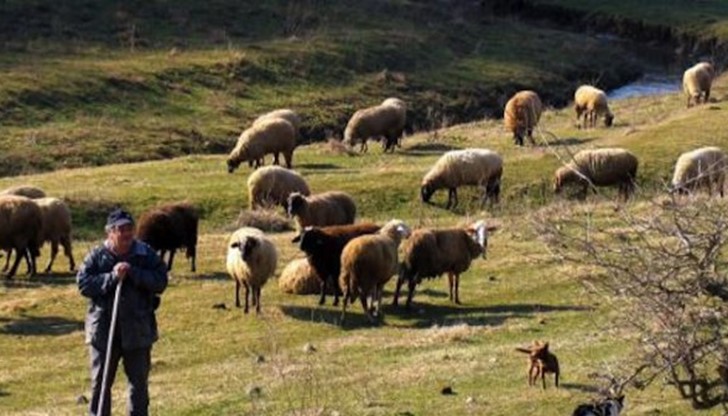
[0,185,46,199]
[247,166,310,210]
[670,146,727,197]
[287,191,356,230]
[292,223,381,306]
[35,197,75,273]
[574,85,614,128]
[339,219,411,323]
[251,109,302,167]
[227,118,296,172]
[421,148,503,210]
[343,100,407,153]
[683,62,714,108]
[504,90,543,146]
[278,258,322,295]
[553,148,639,201]
[136,202,199,272]
[394,220,496,308]
[0,195,43,279]
[572,396,624,416]
[226,227,277,314]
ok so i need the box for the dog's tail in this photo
[515,347,533,354]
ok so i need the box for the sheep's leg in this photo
[359,293,375,323]
[454,274,461,305]
[24,248,36,276]
[235,279,241,308]
[283,151,292,169]
[2,249,10,272]
[332,277,340,306]
[318,279,327,305]
[189,246,196,272]
[255,286,261,314]
[393,272,405,306]
[243,281,250,314]
[273,152,280,165]
[542,368,547,389]
[6,248,24,279]
[44,240,59,273]
[61,236,75,271]
[447,273,454,302]
[405,278,417,309]
[705,88,711,104]
[167,250,176,271]
[686,95,692,108]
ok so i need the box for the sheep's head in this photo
[420,183,435,203]
[468,220,498,259]
[291,226,323,252]
[227,158,241,174]
[286,192,307,218]
[605,112,614,127]
[380,219,411,243]
[230,237,259,261]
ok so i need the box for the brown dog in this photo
[516,341,560,389]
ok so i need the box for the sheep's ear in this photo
[486,224,499,232]
[231,241,240,249]
[291,234,302,243]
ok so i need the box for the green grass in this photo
[0,0,649,176]
[3,71,728,415]
[531,0,728,40]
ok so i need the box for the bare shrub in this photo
[535,196,728,410]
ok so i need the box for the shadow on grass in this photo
[279,302,590,330]
[542,136,595,147]
[560,382,602,393]
[177,272,230,282]
[298,163,340,170]
[0,315,83,336]
[404,142,462,153]
[2,272,78,289]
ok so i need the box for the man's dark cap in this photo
[106,208,134,229]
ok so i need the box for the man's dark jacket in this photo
[77,240,168,350]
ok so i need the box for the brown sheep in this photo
[35,197,75,273]
[504,90,543,146]
[574,85,614,128]
[0,195,43,279]
[286,191,356,230]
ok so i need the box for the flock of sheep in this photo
[0,61,723,325]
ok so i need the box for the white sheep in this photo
[35,197,75,273]
[247,166,311,209]
[683,62,714,108]
[339,219,411,323]
[504,90,543,146]
[395,220,496,307]
[670,146,727,197]
[251,109,302,167]
[343,100,407,153]
[574,85,614,128]
[226,227,278,314]
[286,191,356,230]
[227,118,296,172]
[0,185,46,199]
[421,148,503,210]
[553,148,639,201]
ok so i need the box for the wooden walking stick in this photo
[97,280,122,415]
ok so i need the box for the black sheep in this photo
[137,203,199,272]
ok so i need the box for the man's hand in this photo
[113,262,131,281]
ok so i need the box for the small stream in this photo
[607,73,682,100]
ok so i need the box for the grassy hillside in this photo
[0,0,650,176]
[529,0,728,41]
[2,71,728,415]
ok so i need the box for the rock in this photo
[303,343,317,353]
[441,386,455,395]
[212,303,227,310]
[488,275,497,281]
[466,396,475,404]
[247,385,262,398]
[254,354,265,364]
[76,395,89,405]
